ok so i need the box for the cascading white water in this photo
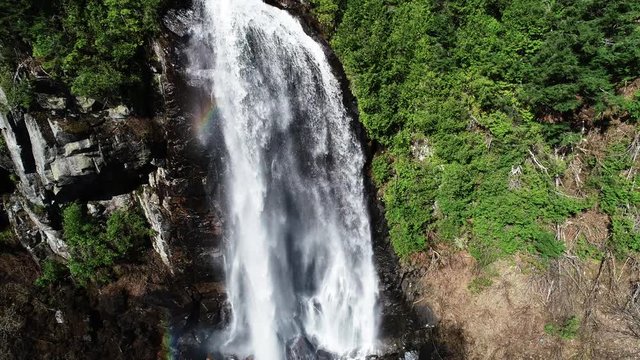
[188,0,378,358]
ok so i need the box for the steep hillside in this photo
[308,0,640,357]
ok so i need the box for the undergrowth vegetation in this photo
[61,203,151,286]
[312,0,640,264]
[544,316,581,340]
[35,259,68,287]
[591,138,640,257]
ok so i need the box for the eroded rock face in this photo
[138,168,173,270]
[2,110,160,198]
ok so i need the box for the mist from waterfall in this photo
[187,0,378,358]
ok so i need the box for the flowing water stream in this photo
[188,0,378,358]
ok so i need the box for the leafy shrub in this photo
[532,230,566,260]
[468,276,493,294]
[0,64,32,110]
[371,153,393,187]
[70,66,126,99]
[0,229,15,245]
[611,213,640,258]
[545,316,581,340]
[383,158,438,256]
[309,0,342,36]
[63,203,112,285]
[105,209,151,255]
[574,235,604,260]
[593,141,639,215]
[35,259,67,287]
[62,203,150,286]
[590,139,640,257]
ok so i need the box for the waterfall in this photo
[188,0,378,358]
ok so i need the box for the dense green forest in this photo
[312,0,640,264]
[0,0,164,103]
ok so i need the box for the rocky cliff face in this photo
[0,3,230,358]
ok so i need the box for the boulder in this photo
[75,96,96,113]
[62,139,95,157]
[107,105,130,119]
[50,154,100,185]
[36,94,67,110]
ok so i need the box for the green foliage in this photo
[0,0,165,100]
[468,276,493,294]
[574,235,604,260]
[592,141,640,215]
[371,152,393,187]
[62,203,150,286]
[35,259,67,287]
[0,228,15,245]
[329,0,637,263]
[526,0,640,113]
[105,208,151,255]
[0,64,32,110]
[589,139,640,257]
[545,316,581,340]
[309,0,343,36]
[63,203,112,285]
[610,213,640,258]
[383,157,438,256]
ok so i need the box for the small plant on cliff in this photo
[62,203,150,286]
[0,229,15,245]
[0,136,7,156]
[104,209,151,255]
[370,152,393,187]
[309,0,343,37]
[35,259,67,287]
[0,64,32,110]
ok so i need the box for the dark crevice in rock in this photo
[4,112,37,174]
[0,167,15,194]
